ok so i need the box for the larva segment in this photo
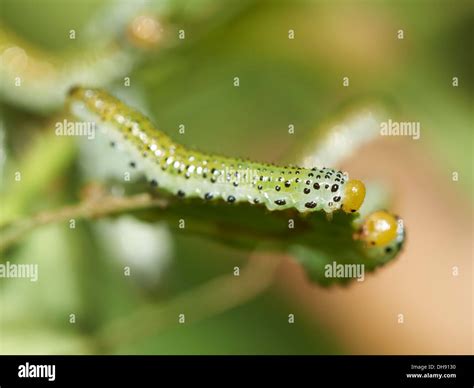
[67,87,364,214]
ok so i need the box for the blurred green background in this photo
[0,0,472,354]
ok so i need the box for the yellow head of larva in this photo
[341,179,366,213]
[127,14,164,49]
[361,210,399,246]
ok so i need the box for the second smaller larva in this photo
[67,87,366,214]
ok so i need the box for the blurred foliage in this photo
[0,0,472,354]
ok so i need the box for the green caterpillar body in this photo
[68,87,354,213]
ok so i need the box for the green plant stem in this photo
[97,252,284,351]
[0,193,168,253]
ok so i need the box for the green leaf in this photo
[119,191,402,286]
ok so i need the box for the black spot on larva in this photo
[185,173,190,179]
[253,198,260,204]
[328,202,333,207]
[311,167,317,171]
[305,201,317,209]
[285,181,291,188]
[278,176,284,182]
[308,173,314,177]
[260,176,264,181]
[275,185,281,191]
[177,190,185,198]
[325,184,329,189]
[304,188,310,194]
[306,180,311,185]
[331,184,339,192]
[150,179,158,187]
[385,247,393,254]
[341,179,345,184]
[295,178,301,183]
[205,192,213,200]
[258,185,263,190]
[313,183,320,190]
[129,161,136,168]
[351,209,356,213]
[233,182,239,187]
[203,173,207,179]
[335,178,341,182]
[110,141,116,147]
[333,196,341,202]
[295,170,300,175]
[316,175,321,179]
[210,177,217,183]
[227,195,236,203]
[275,199,286,206]
[325,175,330,179]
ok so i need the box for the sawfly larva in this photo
[68,87,366,214]
[67,87,404,251]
